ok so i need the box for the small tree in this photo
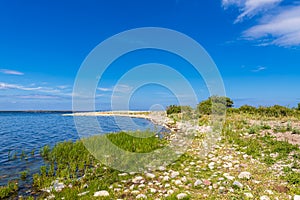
[166,105,181,115]
[197,96,233,115]
[298,103,300,111]
[166,105,193,115]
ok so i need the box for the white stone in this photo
[131,190,140,195]
[265,190,274,195]
[223,173,235,181]
[170,171,180,178]
[238,172,251,180]
[260,196,270,200]
[163,176,170,182]
[194,180,202,187]
[118,173,128,176]
[93,190,109,197]
[181,176,187,182]
[133,176,144,184]
[146,173,156,179]
[244,193,254,198]
[149,188,157,193]
[294,195,300,200]
[208,162,215,170]
[174,180,182,185]
[136,194,147,199]
[130,184,135,190]
[233,181,243,188]
[51,180,65,192]
[158,166,166,171]
[176,193,188,199]
[78,191,89,197]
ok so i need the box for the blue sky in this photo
[0,0,300,110]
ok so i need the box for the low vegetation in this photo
[0,181,18,199]
[2,97,300,199]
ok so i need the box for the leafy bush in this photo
[166,105,192,115]
[197,96,233,115]
[234,104,300,118]
[0,181,18,199]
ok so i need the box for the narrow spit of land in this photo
[63,111,177,132]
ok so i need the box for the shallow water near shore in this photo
[0,112,165,189]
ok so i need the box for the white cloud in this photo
[223,1,300,47]
[97,84,133,93]
[222,0,282,23]
[252,66,267,72]
[0,82,41,91]
[113,84,133,93]
[97,87,112,92]
[0,69,24,75]
[243,5,300,46]
[0,82,65,94]
[57,85,70,89]
[18,95,60,99]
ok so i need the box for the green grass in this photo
[32,131,167,196]
[0,181,18,199]
[223,119,300,162]
[292,129,300,135]
[20,170,29,181]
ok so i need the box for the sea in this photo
[0,111,165,193]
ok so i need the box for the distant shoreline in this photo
[62,111,151,118]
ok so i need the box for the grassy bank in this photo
[1,112,300,199]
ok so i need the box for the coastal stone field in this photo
[2,112,300,200]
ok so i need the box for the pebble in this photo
[174,180,182,185]
[219,186,225,194]
[208,162,215,170]
[146,173,155,179]
[158,166,166,171]
[170,171,180,178]
[265,190,274,195]
[93,190,109,197]
[233,181,243,188]
[203,180,211,186]
[78,191,89,196]
[136,194,147,199]
[149,188,157,193]
[194,180,202,187]
[260,196,270,200]
[223,173,235,181]
[294,195,300,200]
[132,176,144,184]
[238,172,251,180]
[131,190,140,195]
[163,176,170,182]
[167,189,174,195]
[176,193,188,200]
[118,173,128,176]
[181,176,187,182]
[244,193,254,198]
[53,180,65,192]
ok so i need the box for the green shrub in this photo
[0,181,18,199]
[197,96,233,115]
[20,170,28,180]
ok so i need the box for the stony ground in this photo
[37,114,300,200]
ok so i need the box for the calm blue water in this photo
[0,112,162,188]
